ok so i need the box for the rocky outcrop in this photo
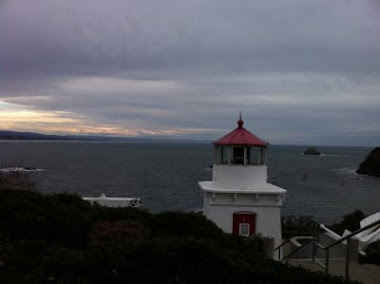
[356,147,380,177]
[304,147,321,155]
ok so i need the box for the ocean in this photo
[0,141,379,224]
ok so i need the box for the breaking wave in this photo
[0,167,43,172]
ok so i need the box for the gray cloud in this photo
[1,0,380,145]
[2,0,380,77]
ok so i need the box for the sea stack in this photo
[356,147,380,177]
[304,147,321,155]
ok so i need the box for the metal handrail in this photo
[317,218,380,280]
[319,219,380,251]
[275,220,317,250]
[275,217,380,280]
[282,238,314,260]
[275,220,319,260]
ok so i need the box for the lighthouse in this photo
[199,115,286,252]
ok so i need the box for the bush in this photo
[90,220,151,244]
[152,211,225,239]
[50,192,92,209]
[329,210,365,235]
[0,190,361,283]
[281,215,316,238]
[0,189,91,247]
[0,171,35,191]
[89,203,152,225]
[6,239,359,283]
[362,241,380,265]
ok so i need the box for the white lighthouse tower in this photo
[199,115,286,252]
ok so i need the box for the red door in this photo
[233,212,256,237]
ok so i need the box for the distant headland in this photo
[0,130,79,141]
[0,130,207,143]
[357,147,380,177]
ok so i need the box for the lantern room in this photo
[213,114,267,166]
[211,115,270,189]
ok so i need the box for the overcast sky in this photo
[1,0,380,145]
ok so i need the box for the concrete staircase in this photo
[280,233,380,284]
[286,258,380,284]
[275,219,380,284]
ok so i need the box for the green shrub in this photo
[0,171,35,191]
[90,220,151,244]
[152,211,225,239]
[2,238,357,283]
[281,215,316,238]
[0,190,361,283]
[362,241,380,265]
[89,203,152,225]
[50,192,92,209]
[0,189,91,246]
[329,210,365,235]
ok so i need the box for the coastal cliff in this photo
[356,147,380,177]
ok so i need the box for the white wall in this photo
[213,164,268,189]
[203,193,283,254]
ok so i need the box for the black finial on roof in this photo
[237,112,243,129]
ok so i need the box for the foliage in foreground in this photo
[0,189,360,283]
[363,241,380,265]
[281,215,316,238]
[329,210,366,236]
[281,210,367,239]
[328,210,380,265]
[0,171,35,191]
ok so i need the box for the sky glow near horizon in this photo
[1,0,380,145]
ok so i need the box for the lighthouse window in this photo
[249,147,260,165]
[239,223,250,237]
[233,147,244,164]
[220,146,228,164]
[260,148,266,165]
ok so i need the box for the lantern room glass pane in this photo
[249,147,260,165]
[233,147,244,164]
[221,146,228,164]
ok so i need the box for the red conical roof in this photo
[214,115,268,146]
